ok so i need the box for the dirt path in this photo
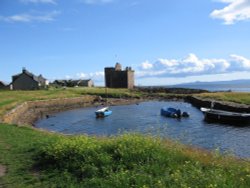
[0,164,6,177]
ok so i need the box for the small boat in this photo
[95,107,112,118]
[200,107,250,124]
[161,107,189,118]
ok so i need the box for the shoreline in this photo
[2,96,145,126]
[2,93,250,126]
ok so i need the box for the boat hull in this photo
[201,107,250,124]
[161,107,189,118]
[95,110,112,118]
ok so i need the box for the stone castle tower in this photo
[105,63,134,89]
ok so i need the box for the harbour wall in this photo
[2,94,250,126]
[1,96,143,126]
[186,96,250,113]
[2,96,98,126]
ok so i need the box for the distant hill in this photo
[170,79,250,92]
[174,79,250,86]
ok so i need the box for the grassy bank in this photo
[196,92,250,105]
[0,124,249,188]
[1,87,249,118]
[0,88,141,117]
[0,87,193,119]
[1,89,250,187]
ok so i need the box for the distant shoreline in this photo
[137,81,250,92]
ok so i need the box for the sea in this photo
[170,83,250,92]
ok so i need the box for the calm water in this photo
[35,101,250,158]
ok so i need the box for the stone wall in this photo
[127,71,134,89]
[186,96,250,113]
[2,95,98,126]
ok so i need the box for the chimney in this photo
[115,63,122,71]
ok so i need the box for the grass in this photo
[0,89,250,187]
[0,87,188,119]
[195,92,250,105]
[0,124,60,187]
[0,87,142,117]
[1,88,249,117]
[0,124,249,188]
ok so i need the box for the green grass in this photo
[0,88,142,117]
[0,124,60,187]
[0,124,249,188]
[1,88,249,118]
[195,92,250,105]
[0,89,250,187]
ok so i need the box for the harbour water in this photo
[35,101,250,158]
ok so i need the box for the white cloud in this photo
[63,54,250,85]
[65,75,71,79]
[137,53,250,78]
[0,11,60,23]
[230,54,250,69]
[76,71,104,81]
[20,0,57,4]
[81,0,115,4]
[210,0,250,24]
[141,60,153,70]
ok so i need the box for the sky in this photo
[1,0,250,86]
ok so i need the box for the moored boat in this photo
[161,107,189,118]
[95,107,112,118]
[200,107,250,124]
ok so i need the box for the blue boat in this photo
[95,107,112,118]
[161,107,189,118]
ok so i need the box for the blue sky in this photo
[1,0,250,86]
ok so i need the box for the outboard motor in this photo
[182,112,189,117]
[176,109,181,118]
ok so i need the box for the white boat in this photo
[95,107,112,118]
[201,107,250,124]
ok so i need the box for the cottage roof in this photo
[12,68,46,83]
[0,81,6,86]
[38,74,46,83]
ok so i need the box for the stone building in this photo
[11,68,49,90]
[77,79,94,87]
[53,79,94,87]
[0,81,7,89]
[105,63,134,89]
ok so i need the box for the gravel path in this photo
[0,164,6,177]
